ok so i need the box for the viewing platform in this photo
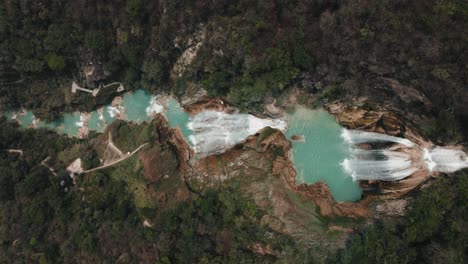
[71,82,100,97]
[71,81,125,97]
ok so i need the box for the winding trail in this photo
[5,149,23,155]
[83,143,149,173]
[41,156,57,176]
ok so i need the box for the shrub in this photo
[85,31,107,53]
[46,52,66,71]
[127,0,143,17]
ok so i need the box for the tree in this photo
[85,31,107,53]
[142,57,163,84]
[46,52,66,71]
[127,0,143,17]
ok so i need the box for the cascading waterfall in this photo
[188,111,287,155]
[341,129,415,147]
[186,109,468,181]
[423,147,468,173]
[341,129,418,181]
[341,129,468,181]
[6,87,466,185]
[342,149,418,181]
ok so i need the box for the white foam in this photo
[425,147,468,173]
[423,148,436,172]
[342,149,417,181]
[187,111,286,155]
[75,114,84,127]
[146,96,164,116]
[341,129,415,147]
[107,106,121,118]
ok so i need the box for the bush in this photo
[127,0,143,17]
[85,31,107,53]
[46,52,66,71]
[336,174,468,264]
[142,57,163,84]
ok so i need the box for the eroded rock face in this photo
[179,83,231,115]
[150,114,194,177]
[327,101,430,146]
[191,126,371,219]
[183,97,229,115]
[171,26,206,79]
[274,151,370,218]
[326,100,441,196]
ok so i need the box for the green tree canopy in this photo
[46,52,66,71]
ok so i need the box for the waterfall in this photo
[341,128,468,181]
[341,129,415,147]
[424,147,468,173]
[340,129,419,181]
[187,111,286,155]
[342,149,418,181]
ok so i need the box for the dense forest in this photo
[1,0,467,263]
[0,0,467,142]
[0,111,328,262]
[1,117,467,263]
[0,118,313,263]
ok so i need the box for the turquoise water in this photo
[285,106,362,202]
[88,111,106,132]
[3,110,36,128]
[166,98,193,144]
[3,89,189,138]
[3,111,14,120]
[3,90,361,201]
[17,111,35,127]
[60,113,82,135]
[122,89,152,122]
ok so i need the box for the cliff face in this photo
[135,95,459,246]
[148,114,194,177]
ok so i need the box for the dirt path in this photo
[41,156,57,176]
[5,149,23,155]
[83,143,149,173]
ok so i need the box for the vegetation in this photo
[46,52,66,71]
[0,0,467,263]
[0,119,313,262]
[334,174,468,264]
[0,0,465,138]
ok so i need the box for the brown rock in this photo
[183,97,229,115]
[291,134,305,142]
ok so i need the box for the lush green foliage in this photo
[0,121,309,263]
[335,174,468,264]
[0,0,466,140]
[46,52,66,71]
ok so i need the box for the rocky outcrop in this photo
[327,101,431,146]
[263,98,284,118]
[274,155,370,218]
[290,134,305,142]
[178,83,231,115]
[171,26,206,79]
[375,199,409,217]
[150,114,194,176]
[325,100,442,197]
[183,97,229,115]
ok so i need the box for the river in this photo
[5,89,466,202]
